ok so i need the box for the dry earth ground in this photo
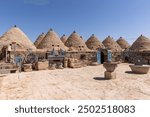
[0,63,150,100]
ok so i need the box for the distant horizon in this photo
[0,0,150,45]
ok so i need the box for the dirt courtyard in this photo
[0,63,150,100]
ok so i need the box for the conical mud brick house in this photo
[0,25,36,50]
[60,34,68,44]
[65,31,89,51]
[34,32,45,48]
[123,35,150,64]
[102,36,122,52]
[116,37,130,50]
[129,35,150,52]
[102,36,122,61]
[86,34,105,50]
[38,29,67,51]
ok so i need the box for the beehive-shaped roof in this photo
[65,31,89,51]
[116,37,130,49]
[37,29,67,50]
[86,34,105,50]
[102,36,122,52]
[0,25,36,50]
[34,32,45,48]
[129,35,150,52]
[60,34,68,44]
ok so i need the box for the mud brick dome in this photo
[86,34,105,50]
[0,25,36,50]
[37,29,67,51]
[129,35,150,52]
[34,32,45,48]
[102,36,122,52]
[116,37,130,50]
[60,34,68,44]
[65,31,89,51]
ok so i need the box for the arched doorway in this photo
[101,52,105,64]
[97,51,105,64]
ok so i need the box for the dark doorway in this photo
[101,52,105,64]
[80,54,86,60]
[125,56,129,62]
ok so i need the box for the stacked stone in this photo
[35,61,49,70]
[23,64,32,72]
[103,62,118,79]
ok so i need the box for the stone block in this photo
[64,58,68,68]
[23,64,32,72]
[36,61,49,70]
[49,64,56,70]
[104,71,116,79]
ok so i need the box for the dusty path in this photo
[0,63,150,100]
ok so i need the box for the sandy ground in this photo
[0,63,150,100]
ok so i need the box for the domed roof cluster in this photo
[1,26,150,53]
[34,32,45,48]
[37,29,67,51]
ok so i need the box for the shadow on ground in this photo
[93,77,110,81]
[125,71,144,75]
[0,75,7,77]
[125,71,135,74]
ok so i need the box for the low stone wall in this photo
[66,51,97,67]
[68,58,82,68]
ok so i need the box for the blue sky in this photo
[0,0,150,44]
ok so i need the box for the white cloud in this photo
[24,0,49,5]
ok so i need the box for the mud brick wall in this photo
[122,51,150,64]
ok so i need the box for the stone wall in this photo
[122,51,150,64]
[112,52,122,62]
[65,51,97,66]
